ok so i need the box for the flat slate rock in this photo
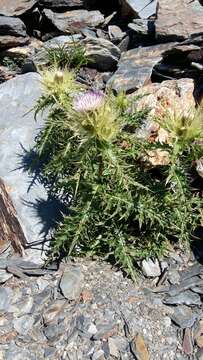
[107,42,174,93]
[39,0,84,8]
[155,0,203,41]
[0,73,48,263]
[121,0,158,18]
[0,0,37,17]
[43,9,104,33]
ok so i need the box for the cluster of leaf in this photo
[33,68,203,280]
[44,40,88,71]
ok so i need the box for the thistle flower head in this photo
[73,90,105,113]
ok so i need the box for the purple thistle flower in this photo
[73,90,105,112]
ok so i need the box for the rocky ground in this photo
[0,0,203,359]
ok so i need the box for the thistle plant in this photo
[33,68,203,280]
[44,41,88,71]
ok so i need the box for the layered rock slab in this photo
[0,73,47,263]
[155,0,203,41]
[108,43,175,93]
[0,0,37,17]
[42,8,104,33]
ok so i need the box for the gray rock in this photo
[92,323,116,340]
[14,315,34,335]
[168,276,203,296]
[82,37,121,71]
[196,348,203,360]
[36,278,50,291]
[0,73,48,263]
[0,15,29,49]
[43,299,66,325]
[128,19,151,36]
[107,43,174,93]
[120,0,158,18]
[0,288,12,311]
[0,15,27,37]
[0,0,37,17]
[167,269,181,285]
[92,350,105,360]
[60,267,83,300]
[170,306,197,328]
[163,290,202,306]
[5,348,36,360]
[10,296,34,316]
[39,0,84,8]
[0,270,12,283]
[141,258,161,278]
[44,34,82,48]
[108,25,125,42]
[42,9,104,33]
[108,338,120,358]
[155,0,203,41]
[34,287,52,308]
[43,321,66,341]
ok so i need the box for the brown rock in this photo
[0,36,29,49]
[135,78,195,119]
[142,149,170,167]
[0,0,37,17]
[183,328,193,355]
[131,334,150,360]
[155,0,203,41]
[42,8,104,33]
[107,43,175,93]
[195,319,203,348]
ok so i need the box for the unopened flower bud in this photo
[54,71,64,83]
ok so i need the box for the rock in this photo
[155,0,203,42]
[43,322,66,341]
[120,0,158,19]
[0,270,12,283]
[92,323,117,340]
[168,276,203,297]
[39,0,84,8]
[0,73,49,263]
[0,15,29,49]
[196,348,203,360]
[107,43,174,93]
[141,259,161,278]
[182,328,193,355]
[108,25,125,42]
[108,338,120,359]
[134,78,195,120]
[0,16,27,38]
[128,19,154,37]
[13,315,34,335]
[36,278,50,291]
[130,334,150,360]
[142,149,170,167]
[82,37,121,71]
[194,319,203,348]
[42,9,104,33]
[0,288,12,311]
[60,267,84,300]
[163,290,202,306]
[0,35,29,49]
[43,300,66,325]
[92,350,105,360]
[170,306,197,328]
[10,296,34,317]
[0,0,37,17]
